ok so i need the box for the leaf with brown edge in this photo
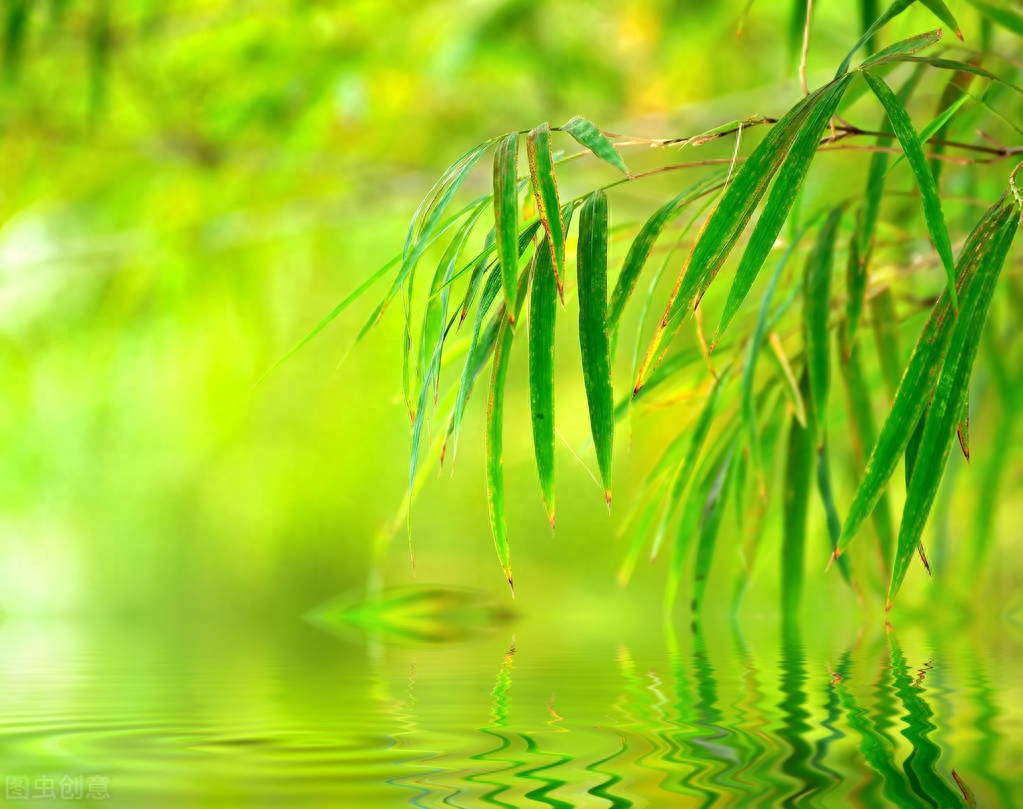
[917,0,961,39]
[527,122,567,296]
[634,82,831,394]
[858,28,945,70]
[493,133,521,322]
[957,401,970,461]
[889,202,1018,605]
[836,196,1012,561]
[577,190,615,503]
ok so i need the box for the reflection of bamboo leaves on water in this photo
[584,734,633,808]
[888,641,966,808]
[964,653,1016,808]
[777,628,832,807]
[517,734,573,809]
[465,640,522,809]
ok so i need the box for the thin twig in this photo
[800,0,813,96]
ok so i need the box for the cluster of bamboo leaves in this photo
[290,0,1023,618]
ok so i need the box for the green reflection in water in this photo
[0,605,1021,807]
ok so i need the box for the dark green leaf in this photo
[578,190,615,502]
[863,70,957,308]
[493,133,521,322]
[836,197,1011,558]
[716,76,854,337]
[527,122,567,295]
[917,0,961,38]
[858,28,944,70]
[692,443,738,616]
[529,240,558,527]
[889,203,1018,603]
[782,371,815,621]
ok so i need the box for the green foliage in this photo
[316,0,1023,618]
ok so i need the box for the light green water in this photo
[1,597,1020,808]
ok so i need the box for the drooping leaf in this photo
[863,70,957,308]
[803,204,846,444]
[844,217,867,353]
[635,82,834,392]
[493,133,521,321]
[528,239,558,527]
[889,203,1018,603]
[577,190,615,502]
[836,197,1012,558]
[917,0,961,38]
[527,122,567,294]
[559,116,630,175]
[716,75,854,337]
[484,257,537,592]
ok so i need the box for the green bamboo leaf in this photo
[487,315,516,591]
[836,197,1012,558]
[889,204,1018,603]
[494,133,521,322]
[962,0,1023,37]
[559,116,630,175]
[863,70,957,308]
[917,0,961,38]
[782,371,816,621]
[692,443,738,616]
[636,83,832,392]
[716,76,854,337]
[484,256,537,593]
[905,411,925,488]
[578,190,615,503]
[803,204,846,443]
[608,175,721,334]
[858,28,944,70]
[836,0,915,76]
[527,122,567,295]
[528,240,558,528]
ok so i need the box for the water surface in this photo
[1,599,1020,807]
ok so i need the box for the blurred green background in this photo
[0,0,1019,623]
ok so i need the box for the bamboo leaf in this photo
[494,133,521,322]
[487,315,516,591]
[636,83,833,392]
[527,122,567,294]
[608,175,721,334]
[484,256,537,592]
[889,203,1018,603]
[863,70,957,308]
[782,371,816,621]
[716,76,855,337]
[578,190,615,502]
[917,0,961,38]
[844,217,868,353]
[858,28,944,70]
[529,239,558,527]
[870,289,904,398]
[836,197,1011,558]
[836,0,915,77]
[559,116,630,175]
[769,332,809,428]
[803,204,846,443]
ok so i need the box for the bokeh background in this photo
[1,0,1020,625]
